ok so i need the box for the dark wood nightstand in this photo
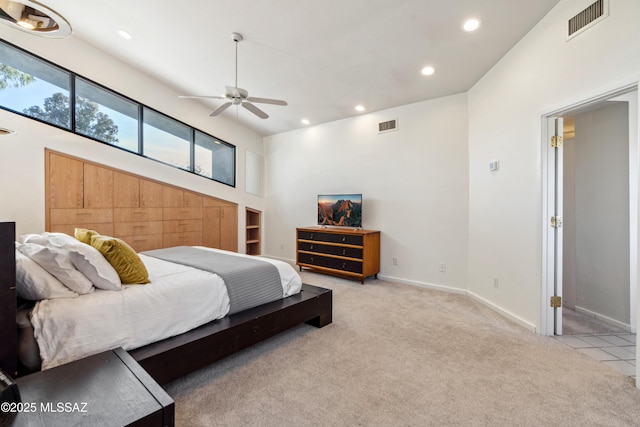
[6,348,174,426]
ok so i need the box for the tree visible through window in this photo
[0,40,236,187]
[0,65,119,143]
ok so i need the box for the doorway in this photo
[542,85,638,337]
[561,101,632,335]
[541,85,639,381]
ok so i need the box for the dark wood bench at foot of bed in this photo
[129,283,332,385]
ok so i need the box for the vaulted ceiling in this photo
[46,0,560,136]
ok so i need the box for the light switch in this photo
[489,160,499,171]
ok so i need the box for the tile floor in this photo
[555,333,637,378]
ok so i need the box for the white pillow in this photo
[66,243,122,291]
[45,233,122,291]
[18,243,94,295]
[20,233,49,245]
[15,249,78,300]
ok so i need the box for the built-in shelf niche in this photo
[245,208,261,255]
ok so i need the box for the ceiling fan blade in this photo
[246,96,288,106]
[242,102,269,119]
[210,102,232,116]
[179,95,227,99]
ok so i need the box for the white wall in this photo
[0,26,265,247]
[264,93,469,290]
[467,0,640,330]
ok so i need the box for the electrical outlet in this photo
[393,256,398,266]
[439,263,446,272]
[493,276,499,288]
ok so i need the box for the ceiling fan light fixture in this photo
[0,0,72,37]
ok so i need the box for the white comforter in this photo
[31,248,302,370]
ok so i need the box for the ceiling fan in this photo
[179,33,287,119]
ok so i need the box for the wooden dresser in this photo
[45,150,238,252]
[296,227,380,284]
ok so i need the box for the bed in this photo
[1,221,332,385]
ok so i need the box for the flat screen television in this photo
[317,194,362,228]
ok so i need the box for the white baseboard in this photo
[574,305,632,332]
[379,274,536,332]
[466,291,537,333]
[376,274,467,295]
[262,256,537,333]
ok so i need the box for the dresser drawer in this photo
[163,231,202,247]
[51,209,113,225]
[113,208,163,222]
[49,223,114,237]
[163,207,203,221]
[114,221,163,237]
[298,253,363,274]
[122,234,164,252]
[163,219,203,233]
[297,230,363,246]
[298,241,363,258]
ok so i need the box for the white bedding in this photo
[31,248,302,370]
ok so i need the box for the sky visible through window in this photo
[2,77,194,165]
[0,41,235,187]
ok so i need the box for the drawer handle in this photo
[310,233,314,239]
[342,236,346,242]
[310,256,314,262]
[310,244,314,250]
[342,249,346,255]
[342,262,347,269]
[76,212,91,216]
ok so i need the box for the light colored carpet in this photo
[165,272,640,426]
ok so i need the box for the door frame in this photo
[541,83,640,338]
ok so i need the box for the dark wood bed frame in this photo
[0,219,332,385]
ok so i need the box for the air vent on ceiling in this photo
[378,119,398,134]
[567,0,608,40]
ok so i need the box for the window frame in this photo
[0,39,236,188]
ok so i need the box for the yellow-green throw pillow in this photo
[90,235,150,284]
[75,228,99,245]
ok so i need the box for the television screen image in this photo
[317,194,362,227]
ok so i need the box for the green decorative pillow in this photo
[90,235,150,284]
[75,228,99,245]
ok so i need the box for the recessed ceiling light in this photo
[421,66,435,76]
[463,18,481,32]
[355,105,365,112]
[301,119,310,125]
[118,29,133,40]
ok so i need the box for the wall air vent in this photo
[567,0,608,40]
[378,119,398,134]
